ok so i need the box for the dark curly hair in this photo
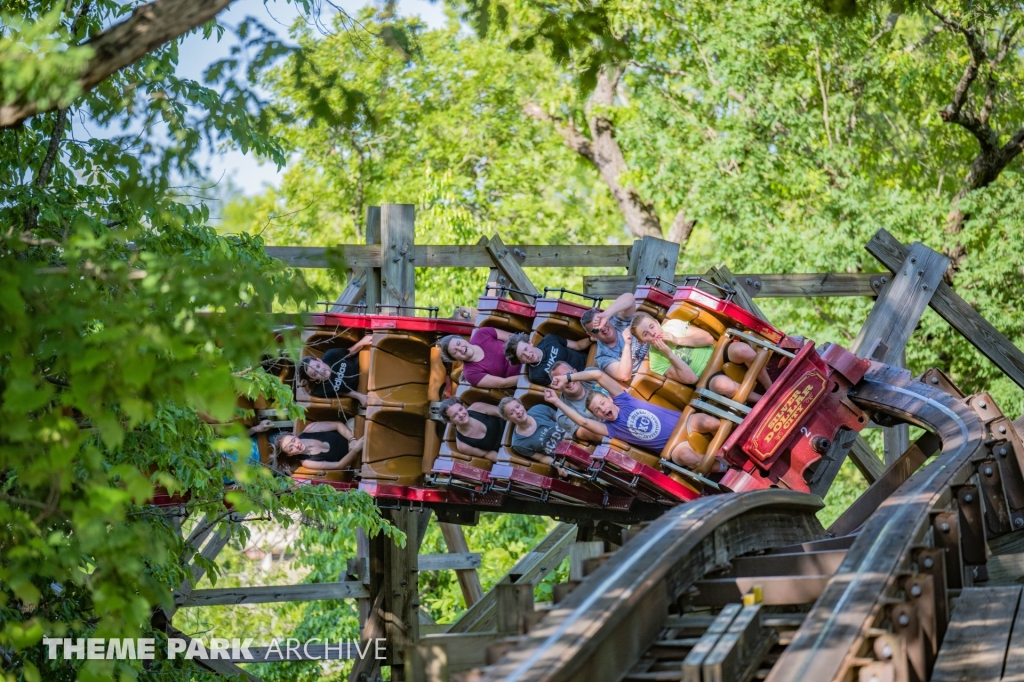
[437,397,465,423]
[503,332,531,365]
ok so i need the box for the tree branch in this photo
[1,0,237,127]
[667,209,695,248]
[522,102,594,161]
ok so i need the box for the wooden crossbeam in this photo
[418,552,482,571]
[166,626,261,681]
[484,234,540,297]
[584,272,880,298]
[266,244,633,269]
[446,522,577,634]
[439,523,484,607]
[175,581,370,607]
[868,228,1024,391]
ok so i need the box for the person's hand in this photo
[356,393,367,408]
[549,375,568,391]
[543,388,560,404]
[651,337,672,354]
[253,419,274,433]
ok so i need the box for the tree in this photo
[1,2,402,680]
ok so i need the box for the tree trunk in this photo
[1,0,237,127]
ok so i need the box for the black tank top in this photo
[301,430,350,462]
[455,411,505,452]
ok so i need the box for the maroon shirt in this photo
[462,327,522,386]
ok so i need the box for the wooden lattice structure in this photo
[162,204,1024,682]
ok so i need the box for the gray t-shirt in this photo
[512,404,566,458]
[594,314,649,376]
[556,368,608,435]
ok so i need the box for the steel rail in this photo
[480,489,826,682]
[765,363,988,682]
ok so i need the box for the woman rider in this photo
[438,397,506,463]
[273,421,364,474]
[297,335,373,406]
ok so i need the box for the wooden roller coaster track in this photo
[160,205,1024,682]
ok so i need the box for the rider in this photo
[545,369,728,473]
[504,332,590,387]
[580,292,649,382]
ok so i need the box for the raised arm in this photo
[551,369,625,396]
[593,292,636,328]
[346,334,374,356]
[492,329,513,342]
[543,389,609,437]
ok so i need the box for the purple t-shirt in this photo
[605,393,681,453]
[462,327,522,386]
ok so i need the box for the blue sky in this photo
[177,0,448,196]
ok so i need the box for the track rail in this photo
[767,363,989,681]
[479,490,826,682]
[474,363,1024,682]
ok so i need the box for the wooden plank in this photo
[384,508,420,666]
[984,552,1024,586]
[266,244,633,269]
[853,241,948,364]
[348,590,385,682]
[708,264,768,321]
[689,575,831,606]
[867,228,1024,391]
[380,203,416,310]
[485,234,540,297]
[331,268,367,313]
[495,583,535,635]
[848,434,884,484]
[703,604,774,682]
[627,236,679,288]
[410,632,504,682]
[439,522,484,607]
[725,549,847,577]
[418,552,482,571]
[883,354,910,468]
[583,272,879,299]
[363,205,381,313]
[175,581,370,607]
[829,432,942,537]
[682,603,742,682]
[446,522,577,634]
[1004,584,1024,682]
[569,541,605,581]
[1014,413,1024,435]
[931,586,1021,682]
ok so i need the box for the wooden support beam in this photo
[688,575,832,606]
[867,228,1024,391]
[348,590,386,682]
[267,243,633,269]
[853,241,948,364]
[447,522,577,634]
[418,553,482,571]
[484,234,540,297]
[378,509,420,670]
[495,583,535,635]
[439,522,484,607]
[380,204,416,311]
[409,632,504,682]
[707,264,768,321]
[628,236,679,288]
[583,272,880,299]
[569,541,604,582]
[932,587,1022,682]
[175,581,370,607]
